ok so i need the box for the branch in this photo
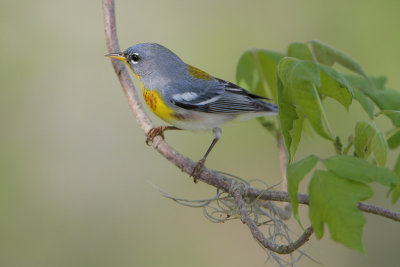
[275,130,292,220]
[103,0,234,200]
[276,131,288,192]
[102,0,400,253]
[232,184,313,254]
[247,189,400,222]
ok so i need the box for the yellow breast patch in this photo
[187,65,212,80]
[142,89,176,121]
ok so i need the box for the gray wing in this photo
[165,78,277,114]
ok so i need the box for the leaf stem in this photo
[343,135,354,155]
[313,84,335,140]
[387,127,400,139]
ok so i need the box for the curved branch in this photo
[102,0,400,232]
[103,0,233,195]
[232,184,313,254]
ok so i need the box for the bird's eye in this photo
[130,53,140,64]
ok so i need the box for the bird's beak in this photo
[105,52,126,62]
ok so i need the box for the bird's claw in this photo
[191,158,205,183]
[146,127,165,145]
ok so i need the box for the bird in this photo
[106,43,278,181]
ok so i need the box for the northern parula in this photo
[106,43,277,179]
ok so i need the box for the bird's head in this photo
[105,43,185,79]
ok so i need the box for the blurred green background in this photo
[1,0,399,266]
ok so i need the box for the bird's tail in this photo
[257,99,278,114]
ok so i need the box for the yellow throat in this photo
[118,57,178,122]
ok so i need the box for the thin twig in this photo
[276,130,292,220]
[357,202,400,221]
[276,131,288,192]
[246,189,400,222]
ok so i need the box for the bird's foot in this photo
[146,126,166,145]
[191,158,206,183]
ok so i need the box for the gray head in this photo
[107,43,186,79]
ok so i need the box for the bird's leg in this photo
[146,126,181,145]
[191,127,222,183]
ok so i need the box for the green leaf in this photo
[283,60,333,140]
[353,87,375,119]
[371,132,388,167]
[367,89,400,126]
[361,86,400,149]
[354,121,376,159]
[294,82,333,140]
[388,130,400,149]
[345,75,387,93]
[395,154,400,177]
[277,76,301,162]
[354,120,388,164]
[324,155,398,187]
[287,42,313,60]
[395,154,400,176]
[345,74,399,124]
[375,110,400,117]
[289,112,304,161]
[277,58,305,162]
[392,185,400,204]
[277,57,298,83]
[344,74,400,125]
[371,76,387,90]
[236,49,284,101]
[317,64,353,110]
[287,155,319,226]
[277,58,335,160]
[286,60,321,87]
[392,154,400,203]
[310,40,368,79]
[309,170,373,253]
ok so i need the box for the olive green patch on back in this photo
[187,64,212,80]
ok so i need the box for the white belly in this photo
[169,111,236,131]
[166,109,277,131]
